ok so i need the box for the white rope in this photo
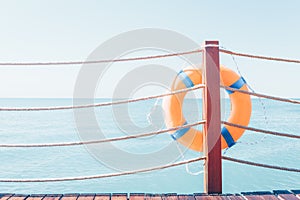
[220,49,300,64]
[175,142,204,176]
[146,98,161,129]
[0,120,206,147]
[221,86,300,105]
[223,156,300,172]
[0,157,206,182]
[0,49,203,66]
[222,121,300,139]
[0,84,205,111]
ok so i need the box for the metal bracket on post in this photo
[202,40,222,194]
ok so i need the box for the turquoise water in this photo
[0,98,299,193]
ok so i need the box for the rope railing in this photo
[220,49,300,64]
[1,46,300,185]
[0,157,206,182]
[223,156,300,173]
[0,84,205,111]
[222,121,300,139]
[0,49,202,66]
[0,120,206,148]
[221,85,300,105]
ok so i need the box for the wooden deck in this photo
[0,190,299,200]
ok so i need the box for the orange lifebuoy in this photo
[162,65,252,152]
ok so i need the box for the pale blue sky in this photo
[0,0,300,98]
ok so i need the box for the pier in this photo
[1,191,300,200]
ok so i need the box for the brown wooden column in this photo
[202,40,222,194]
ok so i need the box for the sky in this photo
[0,0,300,98]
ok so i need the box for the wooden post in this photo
[202,41,222,194]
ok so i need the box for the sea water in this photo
[0,98,299,194]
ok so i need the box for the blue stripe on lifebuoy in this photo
[171,121,190,140]
[178,70,194,88]
[226,76,246,94]
[221,126,235,147]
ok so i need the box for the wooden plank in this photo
[43,194,63,200]
[77,194,95,200]
[8,195,29,200]
[144,194,162,200]
[291,190,300,199]
[162,194,178,200]
[26,194,46,200]
[260,195,279,200]
[273,190,299,200]
[60,194,80,200]
[215,195,244,200]
[243,195,264,200]
[195,194,223,200]
[243,194,279,200]
[0,194,14,200]
[242,192,276,200]
[111,193,127,200]
[217,196,231,200]
[177,195,195,200]
[226,195,245,200]
[277,194,299,200]
[194,197,207,200]
[195,195,218,200]
[129,193,144,200]
[94,194,110,200]
[202,40,222,194]
[194,194,210,200]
